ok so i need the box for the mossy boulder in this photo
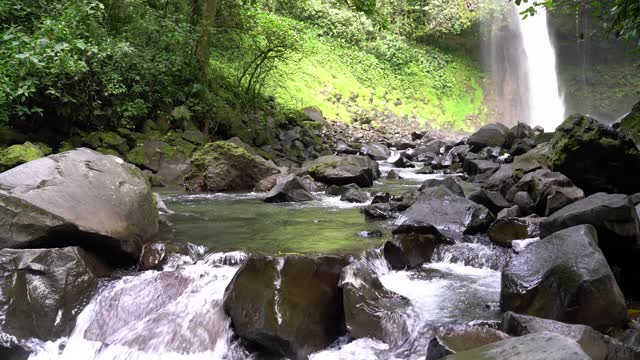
[126,140,192,186]
[0,142,45,172]
[185,141,279,192]
[0,126,27,147]
[83,131,129,155]
[619,100,640,144]
[549,114,640,195]
[305,155,381,188]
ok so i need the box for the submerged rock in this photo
[0,148,159,261]
[549,114,640,195]
[0,247,111,344]
[444,332,590,359]
[185,141,279,192]
[501,225,627,331]
[264,174,315,203]
[340,261,410,345]
[224,255,348,359]
[306,155,381,187]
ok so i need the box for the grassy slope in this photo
[266,29,487,131]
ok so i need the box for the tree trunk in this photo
[194,0,218,82]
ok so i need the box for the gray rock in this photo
[264,174,315,203]
[497,205,521,219]
[361,143,391,160]
[444,332,590,359]
[469,189,511,215]
[506,169,584,216]
[488,217,540,247]
[501,225,628,331]
[467,124,513,152]
[419,177,464,197]
[306,155,381,187]
[386,169,402,180]
[0,149,159,261]
[340,187,370,203]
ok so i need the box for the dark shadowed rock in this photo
[488,217,540,248]
[416,166,435,174]
[426,325,510,359]
[361,203,394,219]
[444,332,590,359]
[384,222,447,270]
[467,124,513,152]
[224,255,348,359]
[550,114,640,195]
[0,149,159,261]
[264,174,315,203]
[341,261,410,345]
[306,155,381,187]
[469,189,511,215]
[0,247,111,344]
[386,169,402,180]
[389,154,414,168]
[418,177,464,197]
[506,169,584,216]
[540,192,640,297]
[464,159,500,176]
[300,175,326,192]
[502,312,640,360]
[340,187,369,203]
[395,187,494,239]
[501,225,628,331]
[185,141,279,192]
[485,156,543,195]
[511,122,534,139]
[497,205,521,219]
[371,192,390,204]
[254,174,280,192]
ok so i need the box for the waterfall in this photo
[516,5,566,130]
[484,3,566,130]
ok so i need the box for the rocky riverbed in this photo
[2,113,640,360]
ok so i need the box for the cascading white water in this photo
[516,5,566,130]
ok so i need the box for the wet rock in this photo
[185,141,279,192]
[426,325,510,359]
[385,223,447,269]
[418,177,464,197]
[386,169,402,180]
[340,187,369,203]
[335,141,359,155]
[488,217,540,248]
[484,157,543,195]
[0,247,111,343]
[306,155,381,187]
[389,154,414,168]
[411,131,425,141]
[469,189,511,215]
[341,261,410,344]
[395,187,494,239]
[361,143,391,160]
[264,174,315,203]
[509,138,537,156]
[549,114,640,195]
[467,124,513,152]
[154,193,171,214]
[501,225,628,331]
[447,144,470,163]
[389,191,419,212]
[224,255,348,359]
[254,174,280,192]
[619,100,640,144]
[358,230,383,238]
[511,122,534,139]
[540,192,640,297]
[502,312,639,360]
[0,149,159,261]
[444,332,590,359]
[506,169,584,216]
[416,166,435,174]
[463,159,500,177]
[362,203,394,219]
[0,345,29,360]
[426,337,454,360]
[371,192,391,204]
[138,242,190,271]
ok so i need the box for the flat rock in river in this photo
[305,155,381,187]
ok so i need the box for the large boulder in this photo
[540,193,640,296]
[0,149,159,261]
[506,169,584,216]
[394,187,494,239]
[501,225,627,331]
[185,141,279,192]
[305,155,381,187]
[502,312,640,360]
[463,159,500,176]
[0,142,44,172]
[469,189,511,215]
[467,123,513,152]
[340,261,410,344]
[425,326,510,360]
[385,223,448,269]
[485,156,543,195]
[264,174,315,203]
[223,255,348,359]
[444,332,591,359]
[0,247,111,345]
[549,114,640,195]
[126,140,192,185]
[488,217,540,248]
[418,177,465,197]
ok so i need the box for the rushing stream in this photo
[26,161,507,360]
